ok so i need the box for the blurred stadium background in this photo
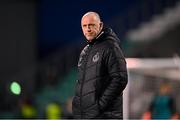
[0,0,180,119]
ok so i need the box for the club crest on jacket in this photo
[92,52,99,62]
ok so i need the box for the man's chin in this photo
[86,38,94,42]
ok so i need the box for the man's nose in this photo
[87,26,91,32]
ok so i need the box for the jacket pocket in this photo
[84,102,100,118]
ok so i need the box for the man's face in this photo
[81,15,102,42]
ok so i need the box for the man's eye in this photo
[89,24,95,27]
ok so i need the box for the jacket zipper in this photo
[80,45,92,118]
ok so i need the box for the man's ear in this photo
[100,22,103,29]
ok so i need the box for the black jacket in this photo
[72,27,128,119]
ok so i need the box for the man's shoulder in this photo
[95,40,112,51]
[103,37,120,49]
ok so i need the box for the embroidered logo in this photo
[92,52,99,62]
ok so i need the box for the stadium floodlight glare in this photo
[10,81,21,95]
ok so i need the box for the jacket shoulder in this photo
[103,37,120,50]
[102,37,125,60]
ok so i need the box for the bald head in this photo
[81,12,101,23]
[81,12,103,42]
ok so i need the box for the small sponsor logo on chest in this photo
[92,52,99,62]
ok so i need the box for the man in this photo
[72,11,128,119]
[142,83,179,120]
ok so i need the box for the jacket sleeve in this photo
[99,44,128,111]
